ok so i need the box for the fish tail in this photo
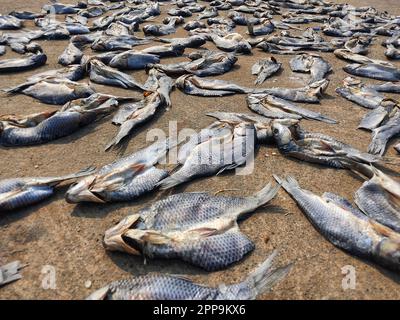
[156,173,186,190]
[368,137,387,156]
[273,174,299,193]
[241,250,292,299]
[57,166,97,182]
[253,182,280,207]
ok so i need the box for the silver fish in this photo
[336,77,384,109]
[334,49,393,67]
[103,182,279,270]
[176,74,250,97]
[290,53,332,84]
[275,175,400,273]
[385,44,400,60]
[0,52,46,73]
[0,261,24,287]
[157,123,256,189]
[12,79,95,105]
[58,42,83,66]
[252,79,329,103]
[109,50,160,70]
[0,166,95,211]
[344,63,400,82]
[210,33,252,54]
[251,57,281,85]
[247,94,337,123]
[354,166,400,233]
[89,59,145,90]
[65,140,173,203]
[87,250,291,300]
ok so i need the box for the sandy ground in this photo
[0,0,399,300]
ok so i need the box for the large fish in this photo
[0,167,95,211]
[275,175,400,273]
[103,182,280,270]
[87,250,291,300]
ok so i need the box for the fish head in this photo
[65,175,106,203]
[272,122,293,146]
[103,214,142,255]
[376,238,400,271]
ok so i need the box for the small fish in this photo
[184,20,206,31]
[198,7,218,20]
[344,63,400,82]
[354,165,400,233]
[157,123,256,189]
[176,74,250,96]
[247,20,275,36]
[368,82,400,94]
[334,49,394,67]
[275,175,400,273]
[106,70,173,150]
[58,42,83,66]
[10,79,94,105]
[89,59,145,90]
[141,43,185,58]
[336,77,384,109]
[87,250,291,300]
[247,94,337,123]
[272,123,384,168]
[0,52,46,73]
[210,33,252,54]
[290,53,332,84]
[103,182,280,270]
[344,36,372,55]
[155,35,206,48]
[91,35,150,51]
[0,166,95,211]
[251,57,281,85]
[66,140,173,203]
[109,50,160,70]
[358,99,396,130]
[252,79,329,103]
[0,94,119,146]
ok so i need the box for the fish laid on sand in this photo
[275,175,400,273]
[87,250,292,300]
[103,182,279,270]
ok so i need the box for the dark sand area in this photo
[0,0,399,299]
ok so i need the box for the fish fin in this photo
[44,166,97,186]
[86,286,110,300]
[273,175,299,193]
[181,231,255,271]
[141,231,173,245]
[368,133,387,156]
[369,219,400,243]
[189,227,220,237]
[156,173,186,190]
[252,182,280,207]
[240,250,293,298]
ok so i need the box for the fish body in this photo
[87,250,291,300]
[109,50,160,70]
[290,53,331,84]
[0,53,46,73]
[58,42,83,66]
[66,140,173,203]
[157,123,256,189]
[103,183,279,270]
[275,175,400,273]
[251,57,281,85]
[344,63,400,82]
[0,167,95,211]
